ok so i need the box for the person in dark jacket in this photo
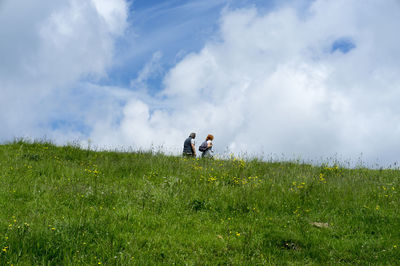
[183,133,196,157]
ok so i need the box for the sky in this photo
[1,0,400,167]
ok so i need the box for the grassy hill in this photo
[0,141,399,264]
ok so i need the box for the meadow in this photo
[0,140,399,265]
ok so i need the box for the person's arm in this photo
[207,141,213,148]
[191,143,196,156]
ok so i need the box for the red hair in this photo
[206,134,214,141]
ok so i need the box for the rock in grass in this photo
[310,222,329,228]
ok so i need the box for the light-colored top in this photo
[202,140,213,158]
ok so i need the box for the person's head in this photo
[190,132,196,138]
[206,134,214,141]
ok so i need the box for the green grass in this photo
[0,140,399,265]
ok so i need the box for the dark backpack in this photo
[199,141,208,152]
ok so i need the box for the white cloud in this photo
[88,0,400,165]
[130,51,163,90]
[0,0,128,141]
[91,0,128,35]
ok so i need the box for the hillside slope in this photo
[0,141,399,264]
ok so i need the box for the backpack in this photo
[199,141,208,152]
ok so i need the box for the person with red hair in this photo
[199,134,214,158]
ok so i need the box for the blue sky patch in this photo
[106,0,302,89]
[331,38,356,54]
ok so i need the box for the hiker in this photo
[199,134,214,158]
[183,132,196,157]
